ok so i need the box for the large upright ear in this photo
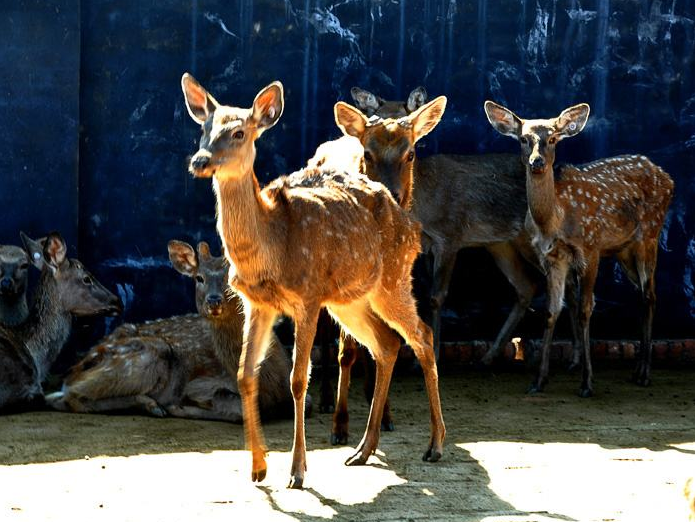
[168,240,198,277]
[350,87,381,113]
[484,101,523,139]
[406,86,428,113]
[252,81,284,135]
[334,102,368,139]
[181,73,219,125]
[409,95,447,143]
[20,232,46,270]
[555,103,590,139]
[39,232,67,272]
[196,241,211,262]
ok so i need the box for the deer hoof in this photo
[345,451,369,466]
[381,419,395,432]
[252,467,267,483]
[633,376,651,387]
[422,447,442,463]
[149,405,167,418]
[331,432,348,446]
[287,475,303,489]
[527,383,545,395]
[578,387,593,399]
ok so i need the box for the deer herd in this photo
[0,74,674,489]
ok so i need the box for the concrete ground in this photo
[1,366,694,522]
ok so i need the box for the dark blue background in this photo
[2,0,694,353]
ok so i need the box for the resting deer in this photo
[484,101,673,396]
[0,232,121,412]
[48,241,295,421]
[0,244,30,326]
[181,74,445,488]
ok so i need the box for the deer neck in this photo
[0,293,29,327]
[525,166,562,238]
[22,271,72,382]
[208,309,244,373]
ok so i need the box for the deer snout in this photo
[0,277,14,293]
[530,155,546,173]
[206,294,224,316]
[189,150,214,177]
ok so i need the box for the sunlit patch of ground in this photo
[1,368,694,521]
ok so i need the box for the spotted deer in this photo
[181,74,445,489]
[0,244,30,326]
[0,232,122,412]
[484,101,673,396]
[47,241,295,421]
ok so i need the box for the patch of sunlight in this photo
[458,441,695,522]
[0,447,405,522]
[672,442,695,452]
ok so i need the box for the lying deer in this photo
[484,101,673,396]
[0,244,30,326]
[48,241,295,421]
[0,232,121,412]
[181,74,446,488]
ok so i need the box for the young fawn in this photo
[0,232,121,412]
[336,89,537,366]
[0,244,31,326]
[181,74,445,488]
[48,241,294,421]
[485,101,673,396]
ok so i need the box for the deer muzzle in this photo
[189,150,214,178]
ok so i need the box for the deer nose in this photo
[191,150,211,170]
[530,156,545,171]
[206,294,223,307]
[0,278,12,291]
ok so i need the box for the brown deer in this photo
[181,74,445,489]
[48,241,295,421]
[350,86,428,118]
[0,232,122,412]
[484,101,673,396]
[0,244,31,326]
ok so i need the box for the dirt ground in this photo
[1,366,694,522]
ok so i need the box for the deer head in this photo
[483,101,590,175]
[20,232,122,317]
[181,74,283,180]
[168,240,234,320]
[334,96,447,206]
[0,245,29,302]
[350,86,428,118]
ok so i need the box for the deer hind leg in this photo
[63,394,168,417]
[632,241,658,387]
[565,271,584,371]
[287,305,321,489]
[530,255,570,394]
[368,284,445,463]
[362,351,395,432]
[327,299,400,466]
[576,255,599,398]
[317,310,336,414]
[237,304,277,484]
[430,248,457,364]
[481,242,537,365]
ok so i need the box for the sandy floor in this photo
[1,367,694,522]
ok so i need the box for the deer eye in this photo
[82,276,93,286]
[548,135,558,145]
[364,151,373,163]
[519,136,529,145]
[195,275,205,284]
[19,263,29,270]
[232,130,244,140]
[406,150,415,162]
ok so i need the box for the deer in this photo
[484,101,673,396]
[48,241,296,421]
[0,244,31,326]
[0,232,122,412]
[181,73,446,489]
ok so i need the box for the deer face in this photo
[20,232,122,317]
[350,86,428,118]
[0,245,29,301]
[484,101,590,175]
[181,74,283,181]
[334,96,447,207]
[168,240,234,320]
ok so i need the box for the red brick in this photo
[669,341,683,360]
[592,341,608,359]
[622,342,636,360]
[681,340,695,362]
[653,340,669,360]
[607,343,621,359]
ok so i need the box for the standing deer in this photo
[484,101,673,396]
[48,241,295,421]
[181,74,445,489]
[0,244,30,326]
[0,232,121,412]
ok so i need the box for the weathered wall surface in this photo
[1,1,694,346]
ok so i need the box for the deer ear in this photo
[43,232,67,270]
[252,81,284,134]
[168,240,198,277]
[406,86,428,113]
[181,73,219,125]
[197,241,211,261]
[350,87,381,114]
[555,103,590,139]
[484,101,523,139]
[20,232,46,270]
[409,95,447,143]
[335,102,368,139]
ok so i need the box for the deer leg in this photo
[288,305,320,489]
[430,249,457,364]
[370,285,445,463]
[318,311,335,414]
[529,257,570,394]
[362,352,395,432]
[565,271,583,371]
[237,304,277,484]
[167,403,243,423]
[633,243,658,387]
[332,332,358,445]
[481,242,536,365]
[577,256,599,398]
[328,300,400,466]
[64,394,167,417]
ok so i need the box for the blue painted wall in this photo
[2,1,694,351]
